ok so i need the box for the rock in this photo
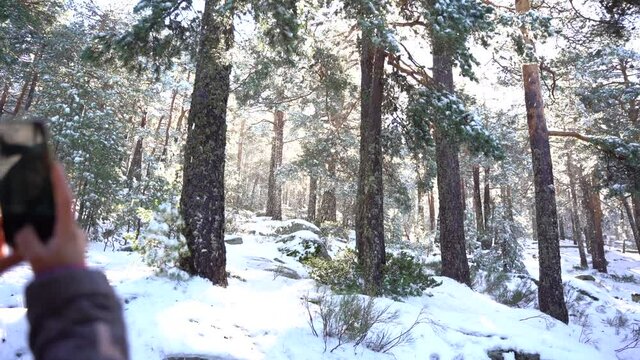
[266,265,302,280]
[487,349,540,360]
[118,245,134,252]
[274,219,321,235]
[276,232,330,261]
[224,235,243,245]
[575,274,596,281]
[632,293,640,303]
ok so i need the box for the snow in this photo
[1,215,638,359]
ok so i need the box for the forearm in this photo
[25,269,129,360]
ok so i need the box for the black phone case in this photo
[0,122,56,246]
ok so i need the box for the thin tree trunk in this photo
[521,61,568,323]
[483,166,491,232]
[318,159,337,223]
[473,165,484,235]
[558,216,566,241]
[0,83,9,115]
[416,168,427,235]
[580,174,607,272]
[24,70,39,112]
[567,152,588,267]
[621,196,640,252]
[180,0,233,286]
[307,175,317,222]
[428,189,436,233]
[127,111,147,183]
[236,116,246,174]
[356,35,386,295]
[432,32,470,286]
[161,88,179,159]
[12,78,30,116]
[266,110,284,220]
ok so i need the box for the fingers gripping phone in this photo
[0,121,55,247]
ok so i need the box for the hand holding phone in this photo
[0,121,56,247]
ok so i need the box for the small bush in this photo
[305,292,423,353]
[610,273,639,284]
[382,252,441,300]
[605,310,630,335]
[306,249,440,299]
[277,232,329,262]
[136,202,190,280]
[474,271,536,308]
[305,249,361,294]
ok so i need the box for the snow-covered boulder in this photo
[276,230,330,262]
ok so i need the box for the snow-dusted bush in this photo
[307,249,440,299]
[305,292,423,353]
[136,202,190,280]
[276,230,329,262]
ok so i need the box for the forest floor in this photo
[1,213,640,359]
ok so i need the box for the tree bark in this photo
[428,189,435,233]
[581,175,607,273]
[0,82,9,115]
[522,63,568,323]
[318,159,337,223]
[266,110,285,220]
[483,166,491,231]
[567,152,588,267]
[236,116,246,174]
[24,70,39,112]
[356,35,386,295]
[12,78,30,116]
[307,175,317,222]
[180,0,232,286]
[161,88,179,159]
[126,111,147,183]
[432,33,470,286]
[621,196,640,252]
[473,165,484,234]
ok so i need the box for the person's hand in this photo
[14,163,86,275]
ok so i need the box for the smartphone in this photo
[0,121,55,247]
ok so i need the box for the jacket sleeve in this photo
[24,269,129,360]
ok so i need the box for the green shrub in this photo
[305,292,423,353]
[306,249,440,299]
[136,201,190,280]
[305,249,361,294]
[382,252,441,300]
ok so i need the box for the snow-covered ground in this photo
[1,214,639,359]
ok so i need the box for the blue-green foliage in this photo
[406,88,504,159]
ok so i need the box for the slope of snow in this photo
[0,215,637,359]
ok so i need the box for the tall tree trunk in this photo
[23,70,39,112]
[127,111,147,183]
[567,152,588,267]
[12,78,30,116]
[621,196,640,252]
[161,88,179,160]
[522,61,568,323]
[558,216,566,241]
[307,175,317,222]
[428,189,435,233]
[581,175,607,273]
[483,166,491,231]
[266,110,284,220]
[416,169,427,235]
[318,159,337,223]
[236,116,246,174]
[0,82,9,115]
[631,193,640,249]
[180,0,233,286]
[432,33,470,286]
[356,35,386,295]
[473,165,484,235]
